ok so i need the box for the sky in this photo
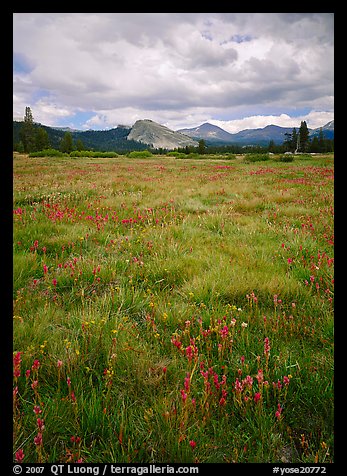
[13,13,334,133]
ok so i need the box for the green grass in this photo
[13,152,334,463]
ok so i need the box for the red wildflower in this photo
[15,449,24,463]
[254,392,261,404]
[275,403,283,420]
[32,359,40,370]
[37,418,45,431]
[189,440,197,450]
[264,337,271,356]
[34,433,43,446]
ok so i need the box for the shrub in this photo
[127,150,153,158]
[70,151,118,158]
[245,153,270,162]
[278,154,294,162]
[225,153,237,160]
[29,149,65,157]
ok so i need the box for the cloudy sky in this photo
[13,13,334,133]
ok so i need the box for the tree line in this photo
[14,107,85,153]
[14,107,334,155]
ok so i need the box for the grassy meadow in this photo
[13,152,334,464]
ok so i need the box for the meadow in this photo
[13,152,334,464]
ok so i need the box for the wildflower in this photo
[234,378,243,393]
[275,403,283,420]
[52,278,57,287]
[220,325,229,338]
[14,351,22,366]
[254,392,261,404]
[213,373,220,390]
[71,436,81,444]
[43,264,48,274]
[34,433,43,446]
[241,322,248,328]
[180,389,187,403]
[189,440,197,450]
[185,344,197,361]
[33,405,42,415]
[13,351,22,378]
[219,396,226,406]
[13,367,21,378]
[37,418,45,431]
[67,377,71,386]
[184,374,190,392]
[32,359,40,370]
[162,366,167,374]
[283,376,290,386]
[243,375,253,388]
[264,337,271,356]
[256,369,264,386]
[15,449,24,463]
[57,360,63,368]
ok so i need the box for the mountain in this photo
[13,118,334,151]
[230,124,295,145]
[178,121,334,146]
[311,121,334,140]
[178,122,293,145]
[127,119,197,149]
[178,123,234,142]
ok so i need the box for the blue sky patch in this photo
[13,53,34,74]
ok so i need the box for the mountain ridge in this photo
[178,121,334,145]
[13,118,334,151]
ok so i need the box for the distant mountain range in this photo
[178,121,334,146]
[13,118,334,151]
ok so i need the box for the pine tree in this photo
[75,138,85,151]
[60,132,74,153]
[298,121,310,152]
[20,106,36,153]
[318,128,325,152]
[35,127,50,151]
[198,139,206,154]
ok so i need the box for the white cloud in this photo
[211,111,334,134]
[13,13,334,130]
